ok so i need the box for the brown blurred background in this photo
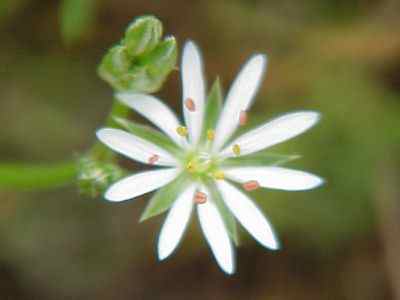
[1,0,400,299]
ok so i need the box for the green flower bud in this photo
[77,156,125,198]
[98,15,177,93]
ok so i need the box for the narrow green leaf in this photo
[207,180,239,245]
[113,117,182,156]
[140,174,189,222]
[202,77,223,141]
[221,153,301,168]
[60,0,97,45]
[0,161,77,190]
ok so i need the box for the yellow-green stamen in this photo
[233,144,241,156]
[176,126,188,137]
[207,129,215,141]
[213,170,225,180]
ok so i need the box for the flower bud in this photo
[97,16,177,93]
[124,16,162,57]
[78,156,125,198]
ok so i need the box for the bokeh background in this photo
[1,0,400,299]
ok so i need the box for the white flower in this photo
[96,40,324,274]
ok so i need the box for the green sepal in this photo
[123,15,162,57]
[113,117,182,156]
[201,78,223,142]
[135,37,178,92]
[207,180,239,246]
[140,174,189,222]
[98,45,131,89]
[221,152,301,168]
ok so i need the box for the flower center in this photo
[184,151,224,181]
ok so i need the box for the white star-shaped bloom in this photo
[96,40,324,274]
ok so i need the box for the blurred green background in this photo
[1,0,400,299]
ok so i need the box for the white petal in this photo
[97,128,178,166]
[224,167,324,191]
[197,189,235,274]
[220,111,320,157]
[182,41,206,145]
[213,54,267,151]
[216,180,279,250]
[116,92,187,147]
[105,168,179,202]
[158,184,196,260]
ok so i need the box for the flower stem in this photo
[0,161,77,190]
[90,99,130,160]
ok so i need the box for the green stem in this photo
[90,99,130,161]
[0,161,77,190]
[106,99,130,126]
